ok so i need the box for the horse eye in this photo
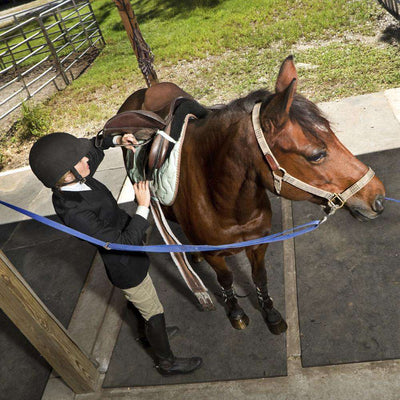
[306,150,326,163]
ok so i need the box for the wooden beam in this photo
[0,250,100,394]
[112,0,158,87]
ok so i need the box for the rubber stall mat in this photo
[293,148,400,367]
[104,196,287,387]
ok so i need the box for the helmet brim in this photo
[77,138,92,161]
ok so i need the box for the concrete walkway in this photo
[0,88,399,400]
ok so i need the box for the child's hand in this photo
[120,133,138,151]
[133,181,150,207]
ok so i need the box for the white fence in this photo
[0,0,105,121]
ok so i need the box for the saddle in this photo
[102,108,170,176]
[100,87,208,178]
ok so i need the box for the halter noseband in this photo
[251,102,375,215]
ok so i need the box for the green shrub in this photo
[16,101,51,141]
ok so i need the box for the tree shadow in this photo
[379,23,400,44]
[94,0,225,34]
[93,1,114,26]
[131,0,224,23]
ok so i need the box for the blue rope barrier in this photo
[1,196,397,253]
[385,197,400,203]
[0,199,322,253]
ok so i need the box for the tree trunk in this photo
[112,0,158,87]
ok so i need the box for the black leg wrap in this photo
[221,286,236,303]
[221,286,249,330]
[256,287,287,335]
[256,286,273,309]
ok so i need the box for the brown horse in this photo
[118,56,386,334]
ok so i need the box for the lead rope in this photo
[0,197,397,311]
[386,197,400,203]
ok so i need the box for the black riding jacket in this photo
[52,136,150,289]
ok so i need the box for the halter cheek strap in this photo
[251,102,375,215]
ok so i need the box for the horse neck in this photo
[189,116,233,159]
[187,113,269,213]
[190,113,255,172]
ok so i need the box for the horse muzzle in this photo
[347,194,385,221]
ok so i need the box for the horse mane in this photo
[207,89,331,139]
[289,94,331,138]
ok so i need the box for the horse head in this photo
[258,56,385,220]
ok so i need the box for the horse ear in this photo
[275,55,298,93]
[262,78,297,129]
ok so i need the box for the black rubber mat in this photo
[0,222,17,248]
[0,220,96,400]
[104,196,287,387]
[293,148,400,367]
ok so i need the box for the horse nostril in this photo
[372,195,385,213]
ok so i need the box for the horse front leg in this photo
[203,253,249,330]
[246,244,287,335]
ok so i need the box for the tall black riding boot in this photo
[127,302,179,346]
[145,313,202,376]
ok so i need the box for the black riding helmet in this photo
[29,132,91,188]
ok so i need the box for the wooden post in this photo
[0,251,100,394]
[112,0,158,87]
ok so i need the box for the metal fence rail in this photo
[0,0,105,121]
[378,0,400,20]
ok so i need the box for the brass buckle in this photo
[327,193,345,214]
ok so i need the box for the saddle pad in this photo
[126,114,195,206]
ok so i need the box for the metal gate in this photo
[378,0,400,20]
[0,0,105,121]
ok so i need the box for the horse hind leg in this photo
[246,245,287,335]
[203,253,249,330]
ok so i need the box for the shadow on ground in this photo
[380,23,400,44]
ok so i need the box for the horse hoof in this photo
[267,319,288,335]
[264,308,287,335]
[229,313,250,330]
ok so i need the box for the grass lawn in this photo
[1,0,400,155]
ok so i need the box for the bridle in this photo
[251,102,376,215]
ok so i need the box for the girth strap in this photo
[251,102,375,215]
[150,196,215,311]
